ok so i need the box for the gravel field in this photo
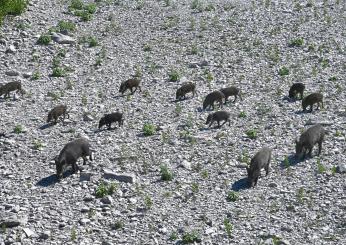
[0,0,345,244]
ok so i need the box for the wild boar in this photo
[98,112,124,129]
[119,78,141,95]
[176,82,196,100]
[55,138,93,179]
[203,91,225,110]
[246,147,272,187]
[288,83,305,100]
[302,93,323,112]
[220,86,242,103]
[295,124,325,160]
[47,105,69,124]
[0,81,25,98]
[205,111,231,128]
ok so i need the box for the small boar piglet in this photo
[203,91,225,110]
[47,105,69,124]
[246,147,272,187]
[0,81,25,98]
[98,112,124,129]
[119,78,141,95]
[288,83,305,100]
[176,82,196,100]
[302,93,323,112]
[55,138,93,179]
[295,124,325,160]
[220,86,242,103]
[205,111,231,128]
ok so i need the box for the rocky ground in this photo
[0,0,345,244]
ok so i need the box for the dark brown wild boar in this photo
[176,82,196,100]
[0,81,24,98]
[47,105,69,124]
[203,91,225,110]
[220,86,242,103]
[55,138,93,179]
[288,83,305,100]
[98,112,124,129]
[246,147,271,187]
[206,111,231,128]
[295,124,325,160]
[302,93,323,112]
[119,78,141,95]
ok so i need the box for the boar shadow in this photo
[36,169,74,187]
[280,154,302,169]
[231,177,250,191]
[39,123,54,130]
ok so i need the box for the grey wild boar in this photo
[0,81,25,98]
[295,124,325,160]
[203,91,225,110]
[302,93,323,112]
[288,83,305,99]
[119,78,141,95]
[47,105,69,124]
[55,138,93,179]
[98,112,124,129]
[176,82,196,100]
[220,86,242,103]
[206,111,231,128]
[246,147,272,187]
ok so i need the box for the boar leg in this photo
[228,119,231,126]
[208,121,213,128]
[233,95,237,103]
[308,147,313,158]
[89,152,93,161]
[217,121,221,128]
[318,141,322,155]
[309,105,313,112]
[82,156,87,165]
[107,123,112,130]
[72,161,79,173]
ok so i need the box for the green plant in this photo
[205,3,215,11]
[88,208,96,219]
[328,76,337,81]
[69,0,83,10]
[278,66,289,76]
[144,195,153,209]
[283,156,290,168]
[95,182,117,198]
[175,104,182,116]
[88,36,98,47]
[238,111,247,118]
[201,170,209,179]
[143,123,156,136]
[223,218,233,238]
[191,0,202,11]
[317,159,326,174]
[57,20,76,32]
[169,231,178,241]
[288,38,304,47]
[191,183,199,193]
[33,140,43,150]
[111,220,124,230]
[31,71,40,80]
[331,166,337,174]
[246,129,257,139]
[226,191,238,202]
[160,164,173,181]
[296,187,304,204]
[143,43,152,52]
[71,226,77,241]
[52,67,66,77]
[168,69,180,82]
[13,124,23,134]
[182,230,200,244]
[82,95,87,106]
[37,34,51,45]
[0,0,28,25]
